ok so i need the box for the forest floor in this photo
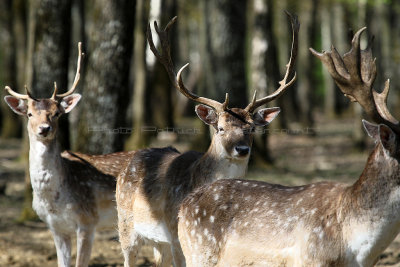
[1,116,400,266]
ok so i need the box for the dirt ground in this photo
[1,117,400,266]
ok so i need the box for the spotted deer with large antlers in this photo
[4,43,134,267]
[116,14,298,267]
[178,28,400,267]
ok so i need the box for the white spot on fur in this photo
[210,216,215,223]
[311,208,317,215]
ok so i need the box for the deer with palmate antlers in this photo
[116,14,298,267]
[178,28,400,267]
[4,43,134,267]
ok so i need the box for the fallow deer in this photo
[4,43,134,267]
[178,28,400,267]
[116,14,298,267]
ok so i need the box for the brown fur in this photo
[178,142,400,267]
[116,107,267,267]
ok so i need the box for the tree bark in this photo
[200,0,248,108]
[0,0,21,138]
[125,0,151,149]
[73,0,135,154]
[247,0,280,163]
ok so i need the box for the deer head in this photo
[4,43,83,142]
[147,14,298,160]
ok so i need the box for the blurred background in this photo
[2,0,400,266]
[1,0,399,156]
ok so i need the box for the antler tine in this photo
[56,42,83,98]
[245,11,299,113]
[4,86,30,100]
[177,64,227,111]
[51,82,58,100]
[311,27,400,132]
[373,79,399,125]
[147,16,227,113]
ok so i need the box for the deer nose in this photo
[235,146,250,156]
[38,125,52,136]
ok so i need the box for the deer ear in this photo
[362,120,379,140]
[60,94,81,113]
[253,107,281,126]
[4,96,27,115]
[195,104,218,126]
[378,124,397,156]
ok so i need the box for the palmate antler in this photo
[147,13,298,114]
[310,28,400,133]
[5,42,84,101]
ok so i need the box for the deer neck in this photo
[349,145,400,214]
[342,145,400,261]
[28,133,65,193]
[192,137,249,183]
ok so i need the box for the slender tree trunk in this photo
[320,5,335,118]
[331,3,348,115]
[0,0,21,138]
[68,0,85,145]
[201,0,248,108]
[247,0,279,163]
[146,0,177,131]
[74,0,135,154]
[125,0,151,149]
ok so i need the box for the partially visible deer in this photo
[4,43,134,267]
[178,28,400,267]
[116,14,298,267]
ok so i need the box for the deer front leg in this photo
[154,243,173,267]
[75,226,95,267]
[119,226,143,267]
[171,240,186,267]
[51,230,72,267]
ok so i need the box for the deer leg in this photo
[153,243,173,267]
[119,228,143,267]
[51,230,72,267]
[75,226,95,267]
[171,240,186,267]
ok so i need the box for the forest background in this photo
[0,0,399,219]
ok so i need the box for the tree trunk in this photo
[331,3,348,115]
[247,0,280,163]
[125,0,151,149]
[73,0,135,154]
[200,0,248,108]
[320,4,335,118]
[0,0,21,138]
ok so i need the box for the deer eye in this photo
[218,127,224,133]
[27,113,33,118]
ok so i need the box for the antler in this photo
[53,42,84,99]
[147,16,229,113]
[245,11,299,113]
[5,43,83,101]
[310,28,400,132]
[4,85,31,100]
